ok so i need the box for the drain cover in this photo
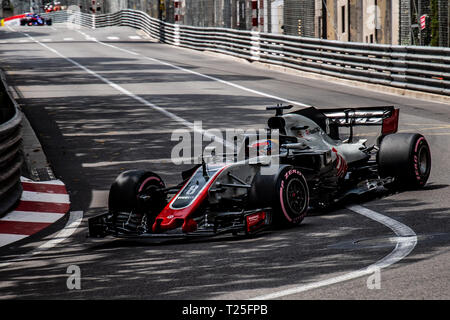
[330,233,450,250]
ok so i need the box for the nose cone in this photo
[152,215,198,233]
[152,215,179,232]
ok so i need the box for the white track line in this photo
[75,30,311,108]
[12,28,418,296]
[0,234,27,247]
[251,205,417,299]
[71,33,418,296]
[0,211,83,268]
[26,31,232,148]
[32,211,83,252]
[26,32,192,129]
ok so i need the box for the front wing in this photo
[88,208,272,239]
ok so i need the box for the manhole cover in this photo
[330,233,450,250]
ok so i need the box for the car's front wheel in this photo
[275,167,309,226]
[250,165,309,227]
[108,170,167,231]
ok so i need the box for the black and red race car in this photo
[20,14,52,26]
[88,105,431,239]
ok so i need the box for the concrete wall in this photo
[1,0,31,17]
[391,0,400,44]
[325,0,336,39]
[325,0,399,44]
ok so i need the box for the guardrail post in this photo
[174,24,180,46]
[47,8,450,97]
[250,31,260,61]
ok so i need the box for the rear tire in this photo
[378,133,431,189]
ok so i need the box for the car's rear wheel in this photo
[378,133,431,188]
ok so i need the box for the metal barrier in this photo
[48,9,450,96]
[0,71,23,217]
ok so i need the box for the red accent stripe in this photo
[15,201,69,214]
[0,221,51,235]
[22,182,67,194]
[154,166,228,232]
[382,108,399,135]
[4,14,26,22]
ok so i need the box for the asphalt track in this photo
[0,24,449,300]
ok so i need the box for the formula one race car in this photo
[20,14,52,26]
[44,1,62,13]
[88,105,431,239]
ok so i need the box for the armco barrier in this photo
[0,70,23,217]
[45,9,450,97]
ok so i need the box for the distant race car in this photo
[88,105,431,239]
[20,14,52,26]
[44,1,62,13]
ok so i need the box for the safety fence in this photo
[46,9,450,96]
[0,70,23,217]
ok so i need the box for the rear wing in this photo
[293,106,399,141]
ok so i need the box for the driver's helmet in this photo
[248,138,279,157]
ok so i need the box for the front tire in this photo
[378,133,431,188]
[250,166,309,227]
[108,170,166,215]
[275,167,309,226]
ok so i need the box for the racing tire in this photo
[108,170,166,215]
[250,166,309,227]
[378,133,431,189]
